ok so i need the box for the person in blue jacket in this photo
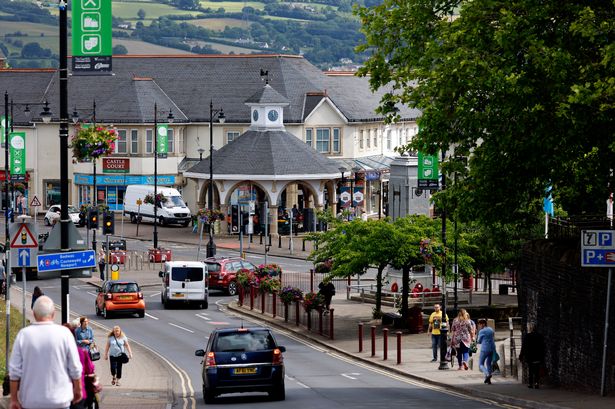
[477,318,496,384]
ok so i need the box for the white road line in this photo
[86,291,98,297]
[195,314,211,321]
[149,292,161,298]
[341,373,360,380]
[169,322,194,333]
[145,313,159,320]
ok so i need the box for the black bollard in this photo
[302,239,306,252]
[278,235,282,248]
[259,234,263,245]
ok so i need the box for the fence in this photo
[278,270,372,294]
[238,286,334,339]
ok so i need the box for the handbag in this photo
[85,374,102,395]
[89,342,101,362]
[118,352,129,364]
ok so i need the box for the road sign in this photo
[30,196,41,207]
[10,247,38,268]
[37,250,96,273]
[17,249,30,267]
[10,223,37,248]
[581,230,615,267]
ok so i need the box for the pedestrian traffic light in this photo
[88,209,98,229]
[102,212,115,235]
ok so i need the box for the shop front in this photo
[74,173,178,211]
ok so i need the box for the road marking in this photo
[149,291,161,298]
[87,291,98,297]
[145,313,159,320]
[286,375,310,389]
[169,322,194,333]
[208,321,229,325]
[195,313,210,321]
[341,372,361,380]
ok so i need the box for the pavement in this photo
[1,221,615,408]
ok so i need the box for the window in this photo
[130,129,138,154]
[167,128,174,153]
[366,129,371,148]
[373,128,378,147]
[316,128,330,153]
[146,129,153,154]
[178,130,185,154]
[305,128,313,147]
[387,130,392,150]
[332,128,340,153]
[359,130,364,149]
[227,130,240,144]
[115,129,127,154]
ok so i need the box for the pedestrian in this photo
[519,322,546,389]
[450,308,473,370]
[477,318,496,384]
[0,260,6,296]
[8,295,83,409]
[98,248,106,281]
[64,323,96,409]
[465,310,477,357]
[427,303,449,362]
[19,195,26,215]
[318,277,336,313]
[16,194,23,215]
[75,316,95,351]
[31,286,43,309]
[104,325,133,387]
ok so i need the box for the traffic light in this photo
[241,211,249,227]
[88,209,98,229]
[102,211,115,235]
[230,205,239,233]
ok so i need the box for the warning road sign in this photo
[30,196,41,207]
[10,224,38,248]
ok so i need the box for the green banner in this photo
[156,124,168,157]
[1,115,10,146]
[9,132,26,176]
[418,152,438,180]
[71,0,112,56]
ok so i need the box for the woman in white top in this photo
[104,325,133,386]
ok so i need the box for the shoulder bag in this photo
[114,335,130,364]
[89,341,101,361]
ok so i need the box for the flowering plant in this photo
[279,286,303,305]
[237,269,259,288]
[197,208,225,224]
[258,276,281,294]
[70,125,116,162]
[314,259,332,274]
[303,292,324,312]
[144,193,165,206]
[256,263,282,277]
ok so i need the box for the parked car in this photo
[44,205,81,226]
[204,257,256,296]
[95,279,145,319]
[195,327,286,403]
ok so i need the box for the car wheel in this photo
[44,217,51,226]
[138,310,145,318]
[203,386,216,404]
[269,381,285,401]
[159,217,167,226]
[163,299,169,309]
[130,213,137,224]
[227,281,238,296]
[103,306,110,319]
[202,300,208,310]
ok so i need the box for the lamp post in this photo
[71,101,97,252]
[349,166,361,220]
[337,166,347,216]
[198,147,205,161]
[152,103,175,250]
[206,99,225,258]
[438,149,449,371]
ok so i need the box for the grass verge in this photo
[0,303,26,381]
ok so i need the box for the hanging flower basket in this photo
[197,208,225,224]
[70,125,116,162]
[256,263,282,278]
[144,193,164,206]
[303,292,324,312]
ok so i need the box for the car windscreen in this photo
[214,330,275,352]
[164,196,186,208]
[204,263,221,272]
[68,206,80,213]
[171,267,203,281]
[111,283,139,293]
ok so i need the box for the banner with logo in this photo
[340,186,351,209]
[71,0,112,73]
[9,132,26,180]
[156,124,168,158]
[1,115,10,147]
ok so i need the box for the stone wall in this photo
[519,239,615,393]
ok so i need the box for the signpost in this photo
[30,195,41,226]
[10,216,37,328]
[581,229,614,396]
[37,250,97,273]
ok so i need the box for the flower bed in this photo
[303,292,324,312]
[279,286,303,305]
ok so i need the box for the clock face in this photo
[252,109,259,121]
[268,109,279,122]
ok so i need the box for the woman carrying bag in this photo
[104,325,133,386]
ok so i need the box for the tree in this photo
[112,45,128,55]
[356,1,615,228]
[21,42,51,58]
[137,8,146,20]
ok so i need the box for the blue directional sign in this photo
[17,249,30,267]
[581,230,615,267]
[37,250,96,272]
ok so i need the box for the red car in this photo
[204,257,256,296]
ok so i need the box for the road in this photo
[17,276,506,409]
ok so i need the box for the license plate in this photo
[173,293,185,298]
[233,367,257,375]
[118,296,132,300]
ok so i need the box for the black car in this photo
[195,327,286,403]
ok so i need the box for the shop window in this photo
[44,180,61,207]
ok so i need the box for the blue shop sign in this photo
[365,171,381,181]
[75,174,176,186]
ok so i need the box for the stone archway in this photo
[197,180,221,210]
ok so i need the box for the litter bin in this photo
[498,284,509,295]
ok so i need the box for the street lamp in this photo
[153,102,175,250]
[71,101,97,253]
[438,149,449,371]
[198,147,205,161]
[206,100,225,258]
[349,166,361,220]
[337,166,347,216]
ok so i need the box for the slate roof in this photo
[245,83,289,105]
[184,129,343,178]
[0,55,421,124]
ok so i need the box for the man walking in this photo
[477,318,496,384]
[427,303,448,362]
[9,295,83,409]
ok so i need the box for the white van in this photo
[159,261,208,309]
[123,185,191,226]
